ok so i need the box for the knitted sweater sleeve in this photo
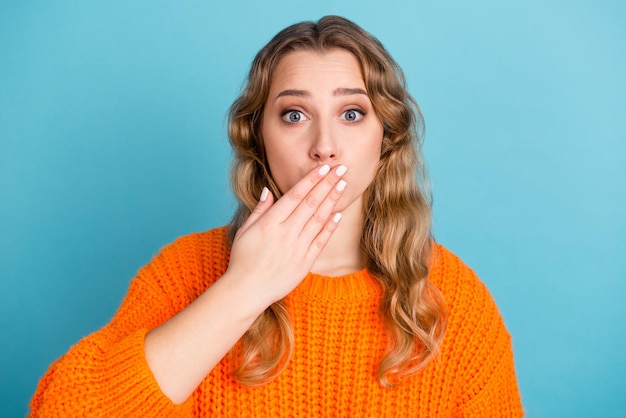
[456,272,523,417]
[435,246,524,417]
[29,234,211,417]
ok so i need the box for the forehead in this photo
[269,49,365,92]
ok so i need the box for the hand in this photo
[224,164,347,309]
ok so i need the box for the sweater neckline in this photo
[288,269,382,302]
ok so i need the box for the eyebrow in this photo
[275,87,368,99]
[276,89,309,98]
[333,87,368,96]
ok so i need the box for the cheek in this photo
[344,143,381,195]
[362,132,383,170]
[264,144,301,193]
[364,152,382,185]
[360,136,383,186]
[262,124,289,190]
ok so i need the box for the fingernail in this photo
[318,164,331,176]
[260,187,269,202]
[336,180,347,192]
[333,213,342,223]
[335,165,347,176]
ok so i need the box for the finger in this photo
[268,164,335,222]
[235,187,274,238]
[298,177,346,242]
[284,164,347,229]
[305,212,343,262]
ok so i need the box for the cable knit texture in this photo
[30,226,523,417]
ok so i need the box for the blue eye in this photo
[342,109,364,122]
[282,110,307,123]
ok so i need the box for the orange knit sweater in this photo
[30,227,523,417]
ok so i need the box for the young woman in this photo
[31,16,523,417]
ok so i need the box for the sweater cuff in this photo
[102,328,193,416]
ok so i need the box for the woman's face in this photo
[262,49,384,213]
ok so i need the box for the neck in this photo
[311,199,365,277]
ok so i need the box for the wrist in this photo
[213,271,272,322]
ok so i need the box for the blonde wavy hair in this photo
[227,15,447,387]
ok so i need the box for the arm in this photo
[453,274,524,417]
[30,259,195,417]
[458,336,523,417]
[145,164,347,404]
[31,164,347,415]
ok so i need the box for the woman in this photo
[31,16,523,417]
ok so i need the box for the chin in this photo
[335,194,364,216]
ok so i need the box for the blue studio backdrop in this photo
[1,1,625,416]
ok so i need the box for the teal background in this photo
[1,1,624,416]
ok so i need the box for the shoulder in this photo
[136,226,231,300]
[428,245,523,412]
[428,243,511,356]
[151,226,230,267]
[161,225,230,255]
[430,243,515,375]
[428,244,495,316]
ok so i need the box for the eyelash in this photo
[341,109,365,122]
[281,110,308,123]
[280,109,366,124]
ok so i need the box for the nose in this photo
[309,121,339,162]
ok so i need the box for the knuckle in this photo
[288,190,303,203]
[304,195,318,209]
[310,212,325,226]
[312,237,325,251]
